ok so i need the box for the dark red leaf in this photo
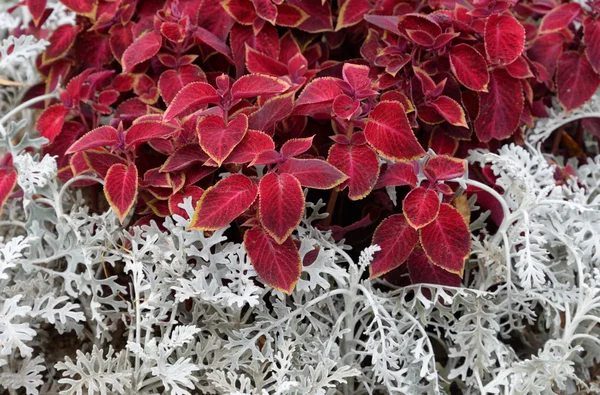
[279,158,348,189]
[42,24,80,64]
[59,0,95,14]
[336,0,370,31]
[158,65,206,105]
[280,136,314,158]
[231,74,290,100]
[429,96,467,127]
[475,69,523,142]
[37,104,70,143]
[539,3,580,34]
[244,227,301,294]
[485,14,525,66]
[403,186,440,229]
[424,155,466,181]
[328,142,379,200]
[104,163,138,224]
[168,186,205,219]
[189,174,258,230]
[27,0,47,26]
[197,114,248,165]
[369,214,419,278]
[276,4,309,27]
[122,31,162,73]
[294,77,345,116]
[0,168,17,215]
[584,16,600,73]
[248,92,294,132]
[557,51,600,112]
[161,144,209,173]
[83,149,127,178]
[407,249,462,286]
[449,44,489,92]
[398,14,442,39]
[125,121,178,148]
[225,130,275,164]
[66,126,119,154]
[163,82,219,121]
[375,162,418,189]
[505,56,534,79]
[259,172,304,244]
[364,101,426,161]
[420,203,470,275]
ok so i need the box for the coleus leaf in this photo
[0,167,17,215]
[484,14,525,66]
[557,51,600,112]
[125,121,179,148]
[474,69,523,142]
[398,14,441,39]
[429,96,467,127]
[122,30,162,73]
[539,3,580,34]
[231,73,290,100]
[279,158,348,189]
[161,144,209,173]
[66,126,119,154]
[59,0,95,14]
[293,77,345,116]
[197,114,248,165]
[403,186,440,229]
[369,214,419,278]
[168,186,205,219]
[225,130,275,164]
[420,203,470,275]
[449,44,489,92]
[83,149,127,178]
[259,172,304,244]
[36,104,70,143]
[244,227,301,294]
[248,92,294,132]
[375,162,417,188]
[42,24,80,64]
[584,16,600,73]
[280,136,313,158]
[275,3,309,27]
[104,163,138,224]
[328,141,380,200]
[424,155,466,181]
[336,0,371,31]
[163,82,219,121]
[158,65,206,104]
[407,248,461,286]
[26,0,47,26]
[188,174,258,230]
[364,101,426,161]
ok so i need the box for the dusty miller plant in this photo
[2,5,600,395]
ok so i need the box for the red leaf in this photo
[328,142,380,200]
[293,77,345,116]
[279,158,348,189]
[36,104,70,143]
[527,32,566,78]
[189,174,258,230]
[375,162,417,189]
[336,0,370,31]
[194,27,233,62]
[505,56,534,79]
[584,16,600,73]
[168,186,205,219]
[27,0,47,26]
[369,214,419,278]
[66,126,119,154]
[475,69,523,142]
[231,74,290,100]
[364,101,426,161]
[158,65,206,104]
[259,172,304,244]
[364,15,401,35]
[407,249,461,286]
[557,51,600,112]
[248,92,294,132]
[539,3,580,34]
[449,44,489,92]
[83,149,127,178]
[286,0,332,33]
[197,114,248,165]
[122,31,162,73]
[332,95,360,119]
[163,82,219,121]
[125,121,178,148]
[403,186,440,229]
[222,0,255,25]
[398,14,442,39]
[0,168,17,215]
[276,4,309,27]
[250,149,284,166]
[59,0,95,14]
[420,203,470,275]
[245,46,288,76]
[104,163,138,224]
[225,130,275,164]
[42,24,80,64]
[484,14,525,66]
[161,144,209,172]
[280,136,313,158]
[244,227,301,294]
[424,155,466,181]
[429,96,467,127]
[413,66,437,96]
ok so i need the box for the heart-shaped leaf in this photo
[125,121,179,148]
[163,82,220,121]
[197,114,248,165]
[420,203,470,275]
[225,130,275,164]
[104,163,138,224]
[122,31,162,73]
[424,155,466,182]
[364,101,426,161]
[294,77,345,116]
[259,172,304,244]
[244,227,301,294]
[449,44,489,92]
[407,248,462,286]
[369,214,419,278]
[158,65,206,104]
[189,174,258,230]
[403,186,440,229]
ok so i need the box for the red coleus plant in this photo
[9,0,597,294]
